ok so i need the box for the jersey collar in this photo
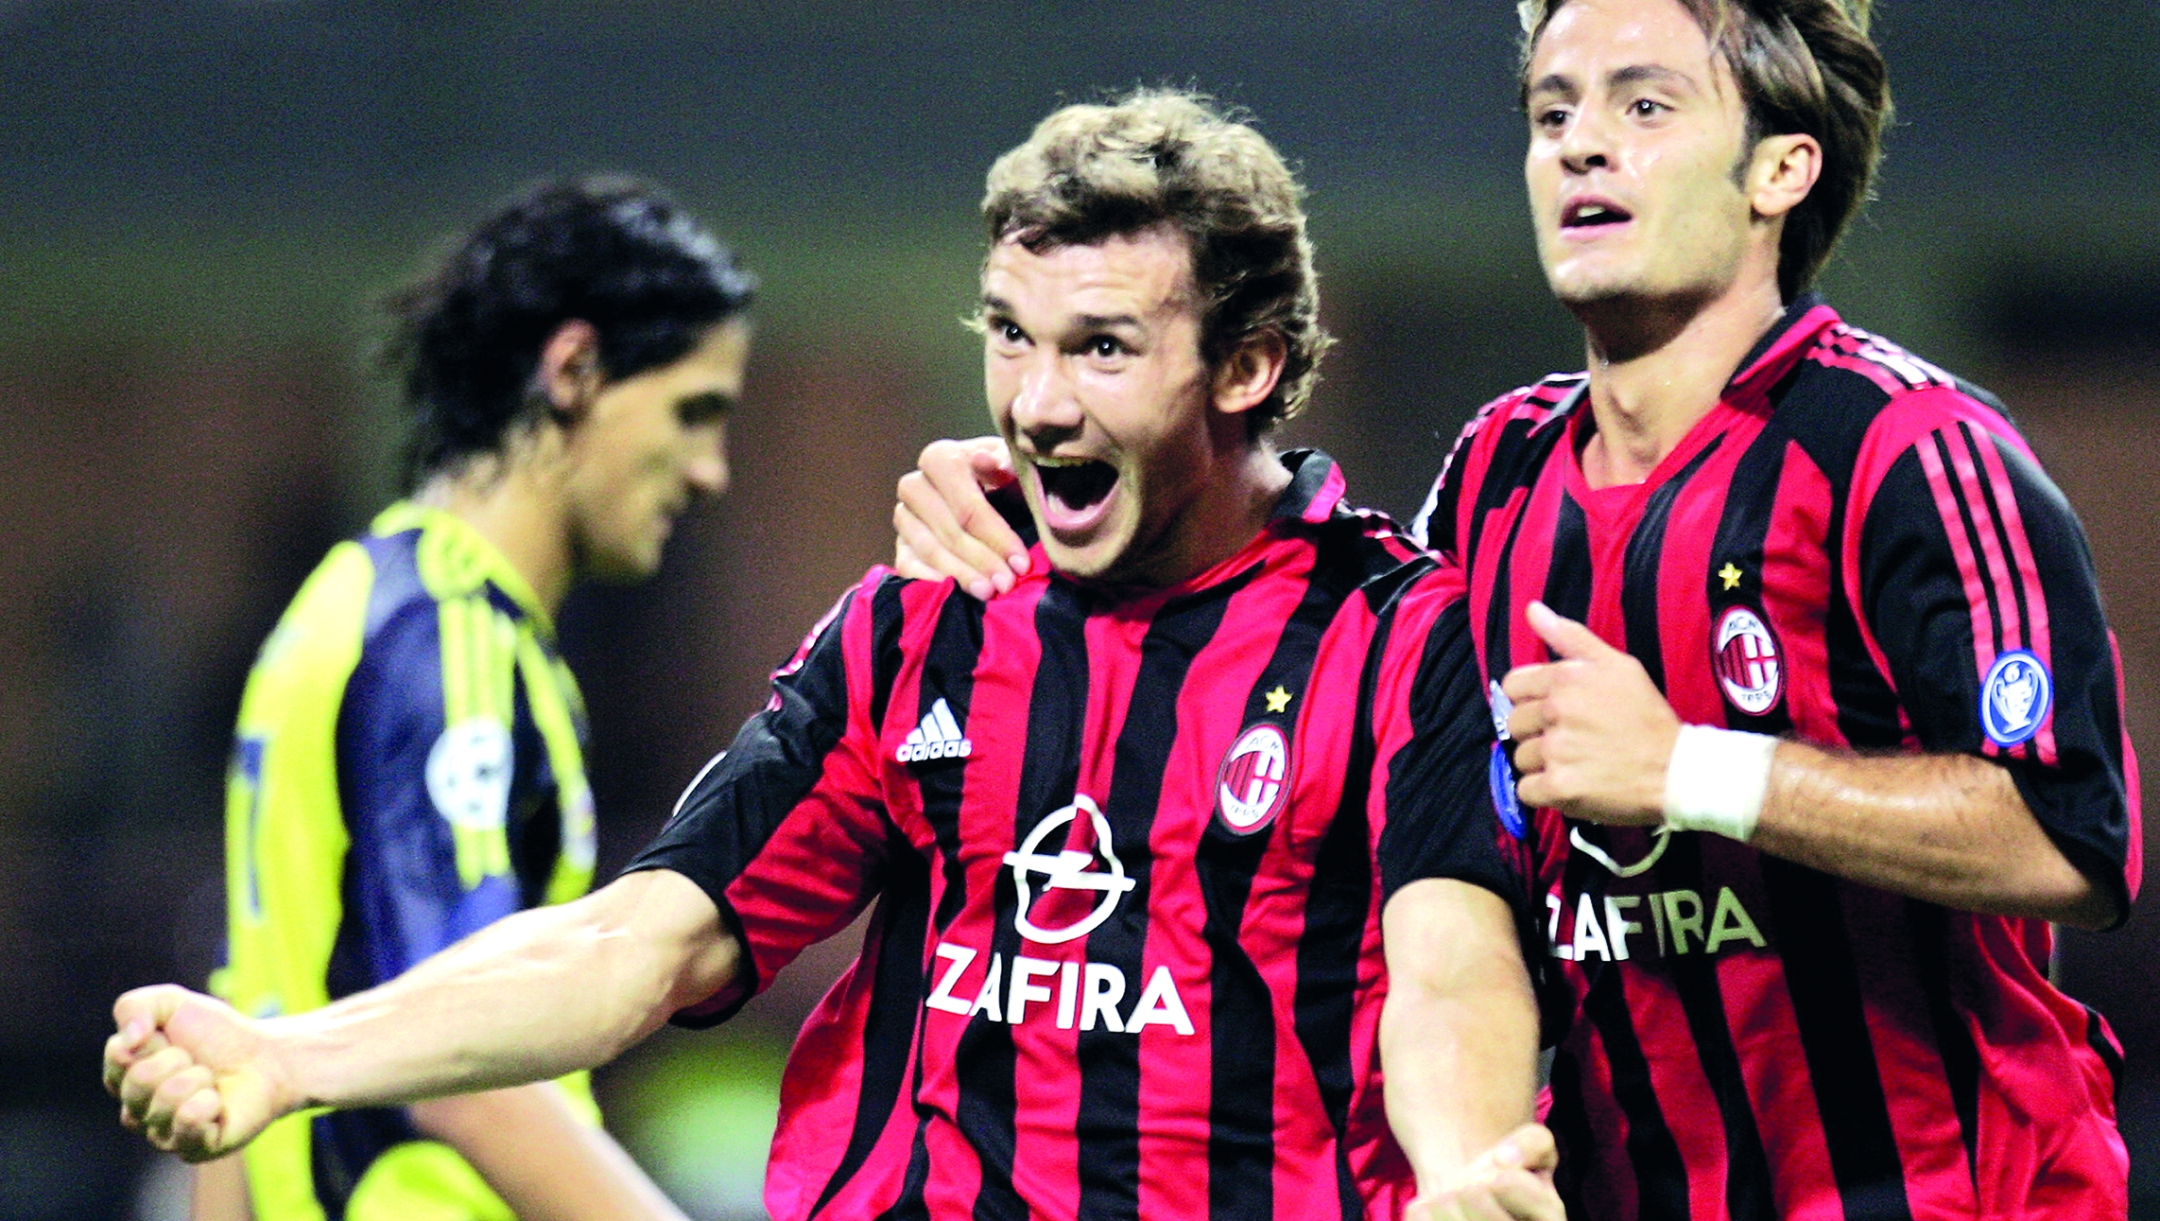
[1727,290,1841,393]
[369,500,555,635]
[1269,448,1348,525]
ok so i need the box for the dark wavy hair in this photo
[382,175,757,484]
[980,90,1333,437]
[1519,0,1891,301]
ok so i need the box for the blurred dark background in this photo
[2,2,2155,1217]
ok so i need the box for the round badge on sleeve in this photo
[1980,650,2052,748]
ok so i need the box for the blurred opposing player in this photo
[888,3,2140,1217]
[108,93,1561,1221]
[194,177,753,1221]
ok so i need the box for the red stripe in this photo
[1968,430,2060,764]
[1301,461,1347,523]
[1912,435,2002,756]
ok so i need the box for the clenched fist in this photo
[103,985,295,1162]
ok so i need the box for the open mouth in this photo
[1033,456,1119,521]
[1561,199,1633,230]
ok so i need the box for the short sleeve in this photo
[1853,404,2140,923]
[336,596,524,986]
[626,574,896,1025]
[1368,570,1528,912]
[1410,416,1480,561]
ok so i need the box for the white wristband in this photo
[1661,724,1778,842]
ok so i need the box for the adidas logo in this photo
[897,698,973,764]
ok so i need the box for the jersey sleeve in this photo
[626,572,896,1026]
[1409,414,1482,562]
[1367,566,1529,912]
[1850,394,2141,923]
[335,594,527,987]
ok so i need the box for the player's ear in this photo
[1745,132,1821,222]
[1212,328,1288,419]
[535,320,603,425]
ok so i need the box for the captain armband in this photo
[1661,724,1779,842]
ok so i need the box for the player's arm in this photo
[408,1082,689,1221]
[1505,415,2135,929]
[105,867,739,1163]
[189,1154,250,1221]
[1368,578,1561,1220]
[891,435,1029,597]
[1381,881,1559,1221]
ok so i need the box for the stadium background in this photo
[1,2,2154,1216]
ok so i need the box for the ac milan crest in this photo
[1712,605,1783,716]
[1215,723,1290,835]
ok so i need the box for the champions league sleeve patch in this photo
[426,717,514,830]
[1486,681,1524,839]
[1489,743,1525,839]
[1980,650,2052,748]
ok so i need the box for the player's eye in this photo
[1535,106,1570,132]
[676,391,734,427]
[1087,335,1126,359]
[1628,97,1668,119]
[995,320,1026,345]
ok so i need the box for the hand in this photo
[893,436,1029,599]
[1500,601,1679,826]
[1408,1124,1564,1221]
[104,985,294,1162]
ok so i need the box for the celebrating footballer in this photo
[107,94,1562,1221]
[895,1,2141,1218]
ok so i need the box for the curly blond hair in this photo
[982,90,1333,434]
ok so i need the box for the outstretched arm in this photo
[892,436,1028,597]
[1381,878,1562,1221]
[1503,602,2113,928]
[106,868,739,1162]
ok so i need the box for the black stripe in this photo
[1905,901,1981,1198]
[1581,965,1691,1218]
[1481,487,1539,680]
[954,584,1088,1221]
[869,578,907,730]
[1198,532,1368,1221]
[1543,492,1593,625]
[916,594,983,933]
[1659,835,1777,1221]
[1624,436,1722,691]
[1758,858,1914,1219]
[873,1117,935,1221]
[807,836,931,1217]
[1293,585,1399,1219]
[1546,1047,1600,1215]
[1077,579,1242,1221]
[1705,424,1797,739]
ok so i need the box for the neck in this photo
[412,438,575,614]
[1571,273,1786,489]
[1092,438,1293,597]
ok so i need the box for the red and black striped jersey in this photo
[1413,297,2141,1221]
[632,450,1527,1221]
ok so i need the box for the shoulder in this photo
[1775,318,2028,491]
[1458,373,1584,455]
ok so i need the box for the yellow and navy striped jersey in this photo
[214,501,599,1221]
